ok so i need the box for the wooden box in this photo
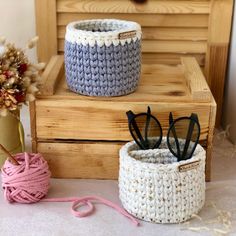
[31,55,216,181]
[35,0,233,126]
[32,0,233,181]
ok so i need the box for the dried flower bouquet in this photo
[0,36,45,116]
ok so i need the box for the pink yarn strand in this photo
[42,196,139,226]
[1,152,139,226]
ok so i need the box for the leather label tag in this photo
[178,160,200,172]
[119,30,136,40]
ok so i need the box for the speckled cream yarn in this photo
[65,19,142,97]
[119,138,206,224]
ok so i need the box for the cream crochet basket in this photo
[119,138,206,224]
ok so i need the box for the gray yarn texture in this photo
[65,39,141,97]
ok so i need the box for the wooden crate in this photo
[30,55,216,181]
[35,0,233,125]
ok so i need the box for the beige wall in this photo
[0,0,37,62]
[0,0,37,146]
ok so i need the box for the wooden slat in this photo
[204,0,234,126]
[205,45,228,126]
[206,100,217,181]
[53,64,191,101]
[37,141,123,179]
[29,101,37,152]
[142,53,205,66]
[205,0,233,81]
[57,13,209,27]
[37,137,214,180]
[58,26,208,41]
[58,39,207,54]
[36,100,210,141]
[140,27,208,41]
[131,40,206,53]
[40,55,64,96]
[45,63,210,102]
[57,0,210,14]
[207,0,233,44]
[44,77,191,102]
[181,57,211,101]
[35,0,57,63]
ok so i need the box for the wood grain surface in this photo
[57,13,209,27]
[35,0,57,63]
[181,57,211,101]
[37,141,123,179]
[204,0,233,125]
[40,55,64,96]
[58,25,208,41]
[36,57,212,142]
[57,0,210,14]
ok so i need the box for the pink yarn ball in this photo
[0,153,140,226]
[1,152,51,203]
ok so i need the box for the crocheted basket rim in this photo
[65,19,142,47]
[119,138,206,172]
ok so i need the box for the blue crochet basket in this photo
[64,19,142,97]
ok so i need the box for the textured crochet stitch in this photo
[119,138,206,224]
[65,19,142,97]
